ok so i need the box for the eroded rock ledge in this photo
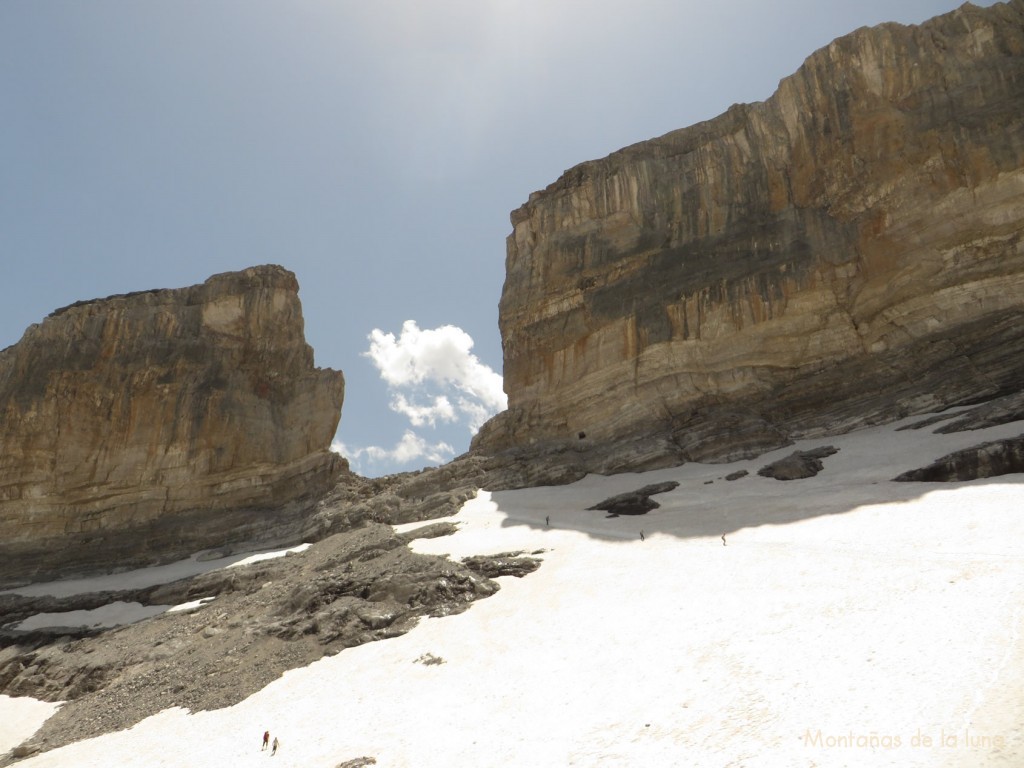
[586,481,680,516]
[893,435,1024,482]
[758,447,839,481]
[0,521,536,761]
[0,265,345,588]
[474,0,1024,474]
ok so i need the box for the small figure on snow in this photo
[272,736,280,756]
[640,530,645,541]
[262,731,270,750]
[545,515,550,527]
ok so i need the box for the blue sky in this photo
[0,1,990,476]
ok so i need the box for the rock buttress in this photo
[0,265,345,587]
[475,0,1024,471]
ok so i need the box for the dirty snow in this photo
[11,602,171,632]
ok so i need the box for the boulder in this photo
[585,481,680,516]
[757,446,839,481]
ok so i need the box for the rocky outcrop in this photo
[0,521,521,759]
[757,446,839,481]
[461,552,543,579]
[475,1,1024,472]
[934,391,1024,433]
[585,481,680,516]
[893,435,1024,481]
[0,265,345,587]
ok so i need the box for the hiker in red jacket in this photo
[262,731,270,750]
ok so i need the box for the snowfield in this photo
[1,545,314,631]
[2,414,1022,767]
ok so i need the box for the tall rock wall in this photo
[0,265,345,587]
[475,0,1024,471]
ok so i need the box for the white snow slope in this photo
[2,413,1022,767]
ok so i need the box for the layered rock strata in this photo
[893,435,1024,481]
[0,265,345,587]
[475,0,1024,471]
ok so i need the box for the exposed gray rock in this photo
[896,392,1024,434]
[893,435,1024,482]
[896,412,963,431]
[758,447,839,481]
[586,481,680,516]
[461,553,543,579]
[933,391,1024,434]
[397,522,462,545]
[9,744,40,759]
[413,653,445,666]
[0,520,536,762]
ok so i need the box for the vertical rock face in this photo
[0,265,345,587]
[476,1,1024,470]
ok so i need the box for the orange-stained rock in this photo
[475,1,1024,471]
[0,265,345,587]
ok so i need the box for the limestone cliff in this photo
[475,0,1024,471]
[0,265,345,587]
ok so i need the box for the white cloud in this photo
[365,320,506,429]
[333,320,505,475]
[455,396,494,434]
[332,433,455,473]
[389,393,457,428]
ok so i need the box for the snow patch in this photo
[8,414,1024,766]
[167,596,217,614]
[0,695,62,757]
[11,601,171,632]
